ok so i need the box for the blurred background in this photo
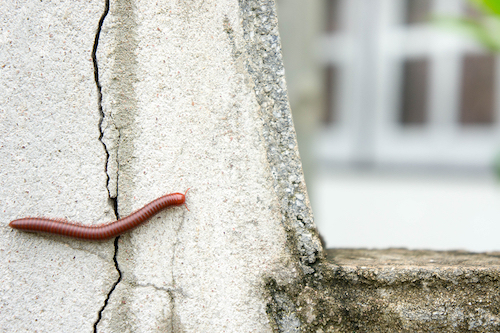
[276,0,500,252]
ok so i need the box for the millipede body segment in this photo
[9,191,188,240]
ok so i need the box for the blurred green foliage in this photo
[435,0,500,51]
[466,1,500,178]
[435,1,500,177]
[473,0,500,16]
[493,152,500,178]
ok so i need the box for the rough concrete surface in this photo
[0,1,118,332]
[95,0,321,332]
[4,1,497,333]
[280,249,500,332]
[2,0,321,332]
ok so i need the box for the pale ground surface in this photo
[0,1,118,332]
[313,167,500,252]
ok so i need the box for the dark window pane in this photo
[405,0,431,25]
[324,65,339,124]
[400,59,429,125]
[325,0,341,32]
[460,54,495,125]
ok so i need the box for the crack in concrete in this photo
[94,237,122,333]
[90,1,123,332]
[168,290,176,332]
[92,0,113,199]
[133,282,180,295]
[168,213,187,331]
[59,240,112,262]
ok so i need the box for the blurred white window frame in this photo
[316,0,500,170]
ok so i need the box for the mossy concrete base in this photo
[267,249,500,332]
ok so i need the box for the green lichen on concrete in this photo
[267,263,407,333]
[265,278,302,333]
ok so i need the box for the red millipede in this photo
[8,190,189,240]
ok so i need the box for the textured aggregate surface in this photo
[0,1,118,332]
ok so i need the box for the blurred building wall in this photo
[276,0,325,188]
[277,0,500,252]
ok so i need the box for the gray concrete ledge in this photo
[269,249,500,332]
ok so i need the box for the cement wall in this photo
[0,0,322,332]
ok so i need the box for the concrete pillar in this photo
[1,1,322,331]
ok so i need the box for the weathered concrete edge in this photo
[238,0,323,272]
[308,250,500,332]
[264,248,500,332]
[237,0,325,331]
